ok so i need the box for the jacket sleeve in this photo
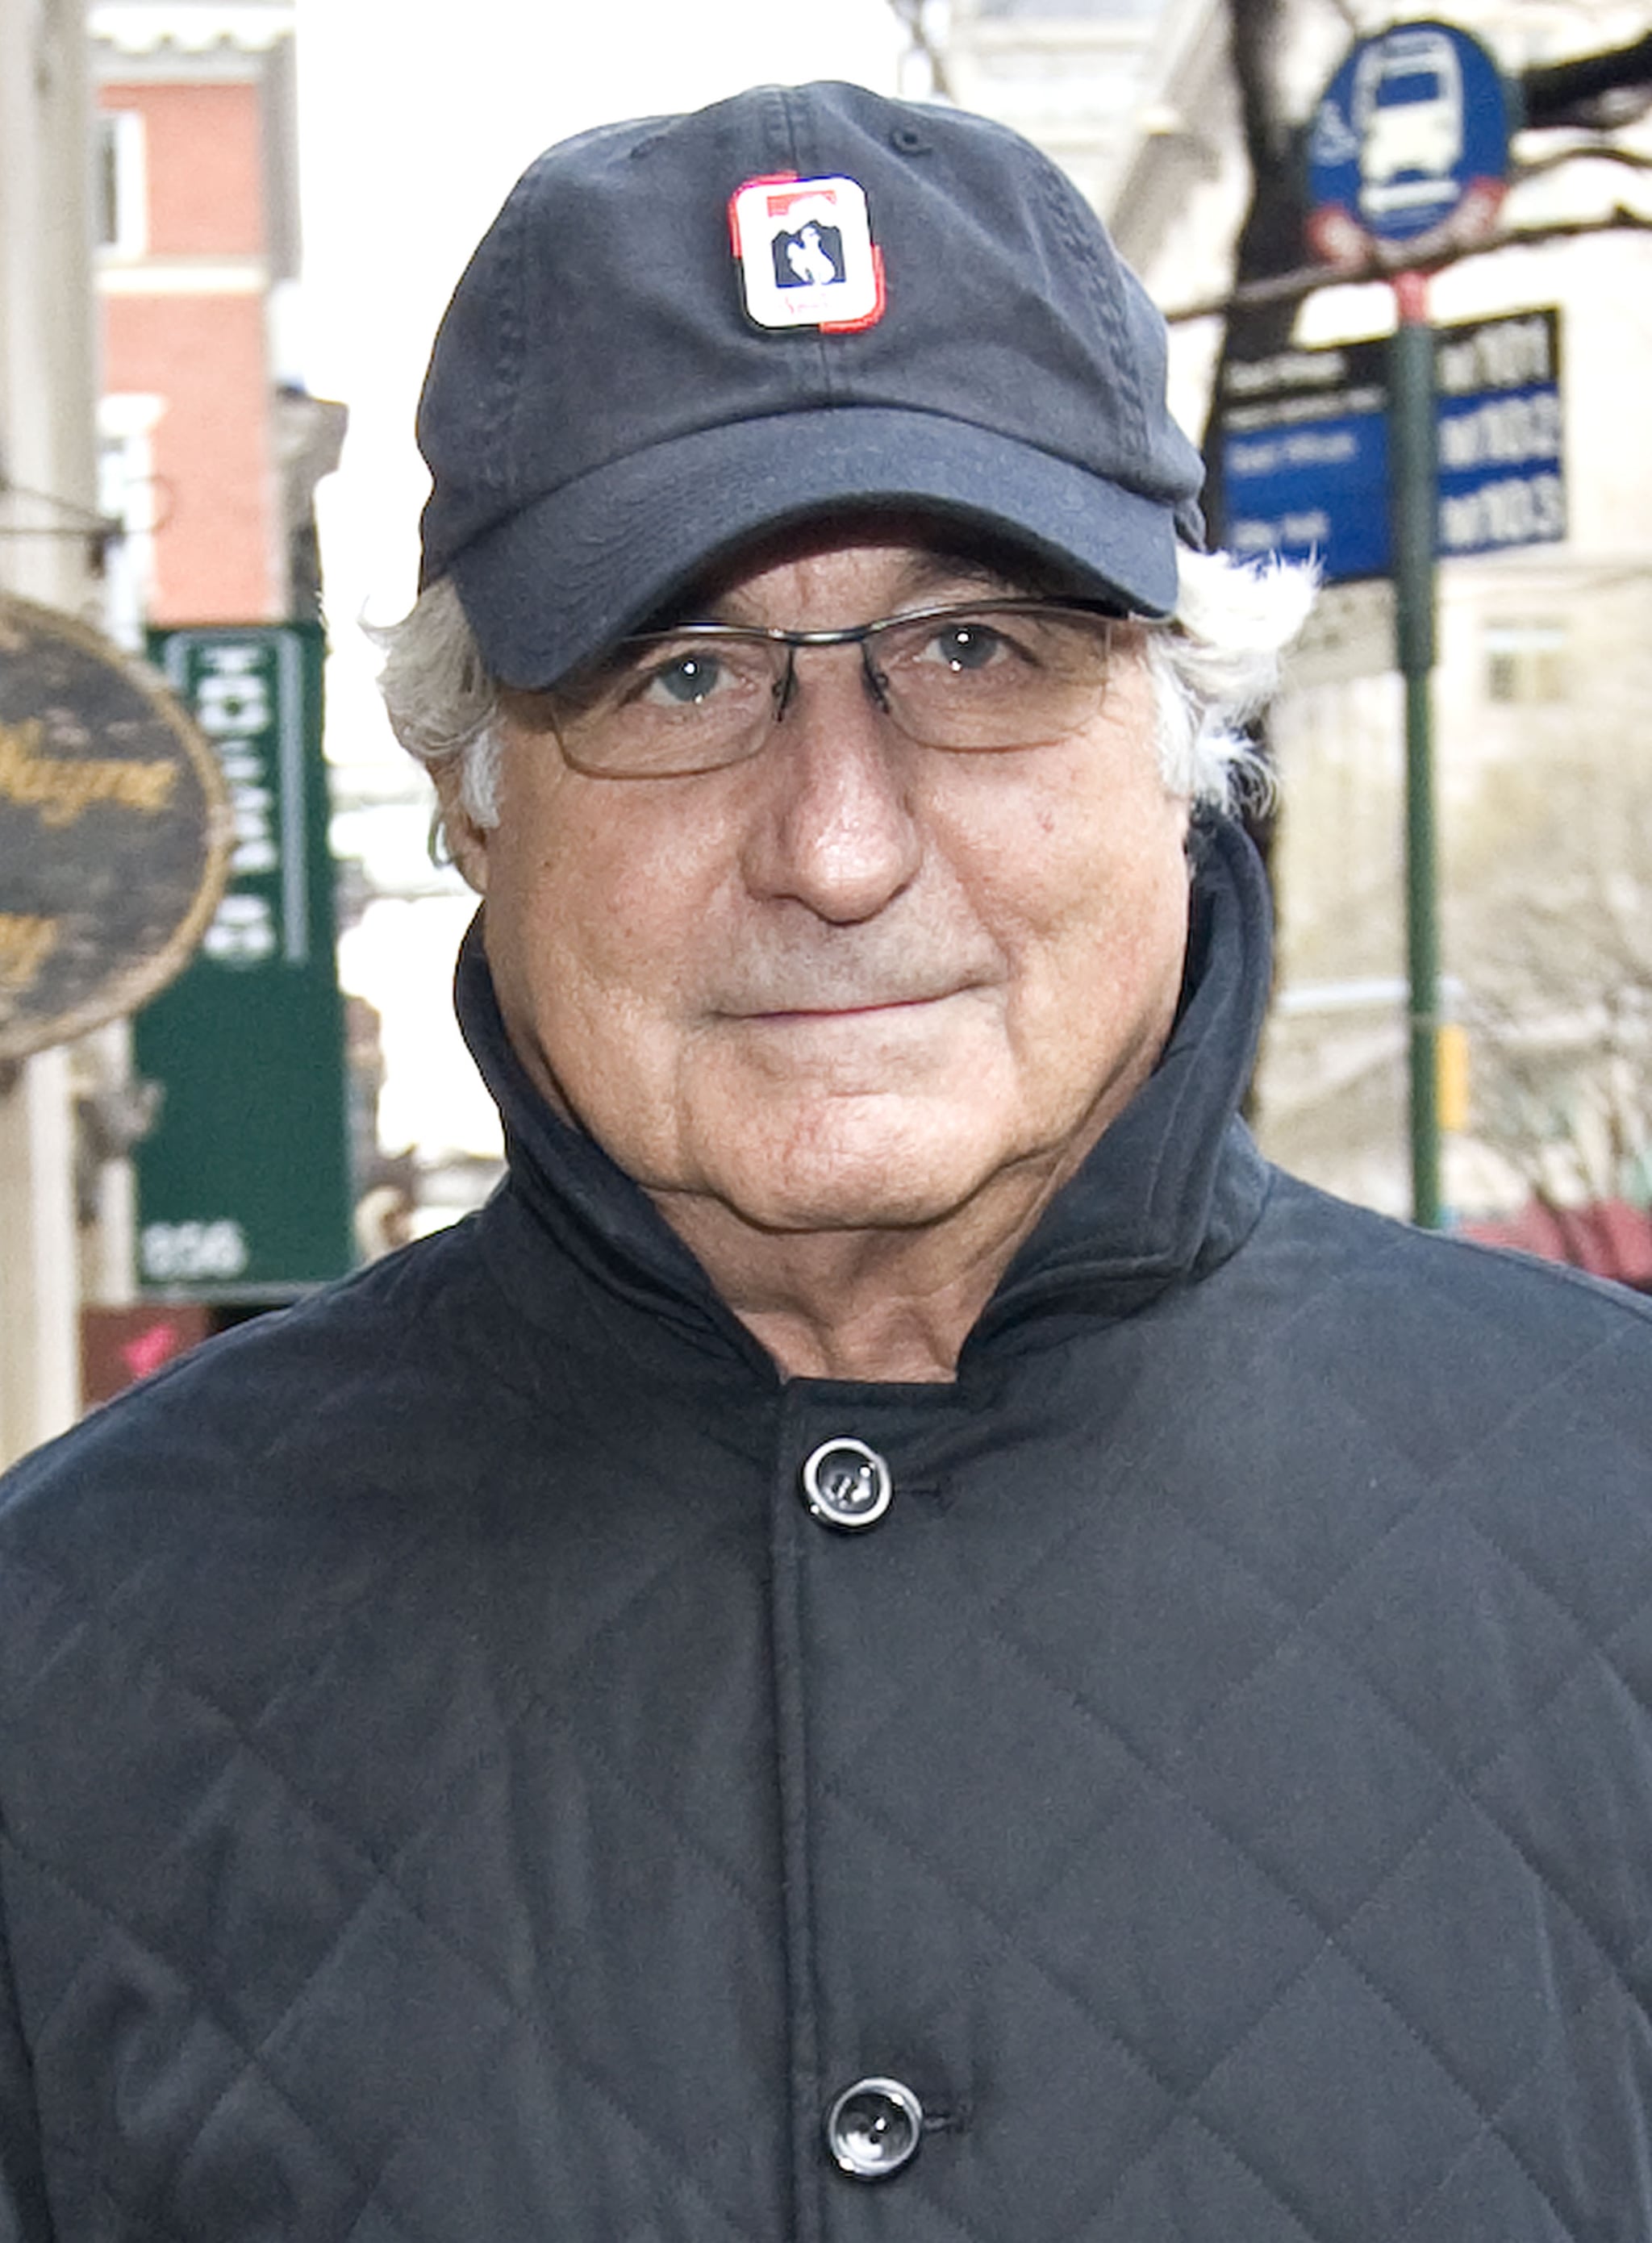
[0,1865,52,2243]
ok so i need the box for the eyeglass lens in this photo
[552,605,1119,778]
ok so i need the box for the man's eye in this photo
[924,622,1012,673]
[637,653,728,707]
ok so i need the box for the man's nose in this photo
[739,644,923,923]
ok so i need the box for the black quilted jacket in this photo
[4,817,1652,2242]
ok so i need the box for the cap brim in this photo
[447,406,1184,688]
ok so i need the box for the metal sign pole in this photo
[1304,18,1512,1229]
[1389,270,1441,1228]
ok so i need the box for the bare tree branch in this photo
[1166,206,1652,323]
[1521,29,1652,130]
[886,0,956,100]
[1516,138,1652,177]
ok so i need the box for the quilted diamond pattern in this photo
[782,1196,1652,2241]
[1,1233,797,2242]
[4,1136,1652,2238]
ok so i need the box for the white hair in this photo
[373,544,1315,847]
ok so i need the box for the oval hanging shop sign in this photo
[0,593,232,1064]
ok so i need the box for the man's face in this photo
[445,528,1193,1243]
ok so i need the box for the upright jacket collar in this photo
[970,812,1271,1353]
[455,812,1274,1372]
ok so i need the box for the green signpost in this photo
[1306,20,1512,1228]
[1388,277,1444,1229]
[134,623,353,1299]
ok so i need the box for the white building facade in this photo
[0,0,102,1465]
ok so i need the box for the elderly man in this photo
[4,80,1652,2243]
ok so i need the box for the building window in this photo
[1484,619,1568,705]
[96,110,147,258]
[98,394,163,648]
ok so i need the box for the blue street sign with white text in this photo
[1219,311,1563,582]
[1224,401,1392,583]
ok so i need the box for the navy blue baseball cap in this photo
[417,80,1205,688]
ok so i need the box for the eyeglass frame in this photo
[502,595,1137,780]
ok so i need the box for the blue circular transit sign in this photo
[1307,21,1509,265]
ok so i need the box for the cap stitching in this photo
[490,161,536,504]
[1035,167,1150,459]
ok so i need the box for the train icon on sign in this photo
[1354,28,1464,216]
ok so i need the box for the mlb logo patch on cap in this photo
[729,175,885,334]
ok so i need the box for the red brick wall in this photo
[102,293,275,622]
[98,79,278,622]
[104,81,265,256]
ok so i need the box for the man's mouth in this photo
[733,990,969,1026]
[756,994,948,1018]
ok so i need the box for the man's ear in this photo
[434,765,490,894]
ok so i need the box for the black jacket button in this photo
[800,1438,892,1530]
[824,2077,924,2178]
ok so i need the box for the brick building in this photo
[92,0,341,637]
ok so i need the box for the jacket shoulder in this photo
[1258,1168,1652,1336]
[1223,1169,1652,1488]
[0,1215,517,1604]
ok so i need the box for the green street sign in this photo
[134,623,353,1299]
